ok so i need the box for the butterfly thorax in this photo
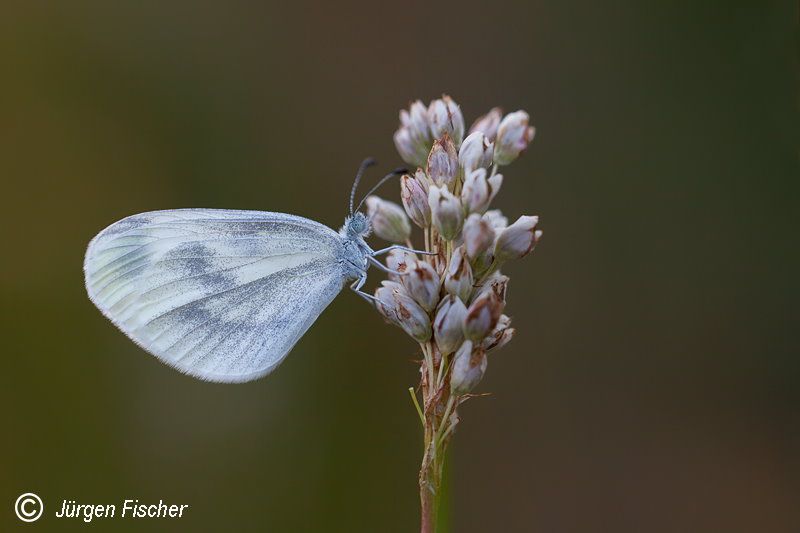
[339,213,372,281]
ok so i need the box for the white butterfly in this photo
[84,162,423,383]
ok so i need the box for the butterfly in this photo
[84,160,427,383]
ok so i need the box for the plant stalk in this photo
[418,334,454,531]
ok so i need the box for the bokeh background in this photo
[1,1,797,531]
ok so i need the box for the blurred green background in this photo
[1,1,797,531]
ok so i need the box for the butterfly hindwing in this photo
[84,209,346,382]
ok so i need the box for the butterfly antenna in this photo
[354,167,409,214]
[350,158,378,215]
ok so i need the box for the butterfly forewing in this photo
[84,209,346,382]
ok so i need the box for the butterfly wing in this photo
[84,208,347,382]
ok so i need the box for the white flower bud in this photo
[463,290,504,341]
[488,173,503,199]
[433,295,467,355]
[461,169,488,214]
[374,280,405,325]
[494,327,515,350]
[444,246,473,302]
[462,213,495,260]
[469,107,503,141]
[401,100,431,145]
[428,185,464,241]
[461,169,503,214]
[494,215,540,263]
[426,134,458,189]
[493,111,535,165]
[458,132,494,175]
[365,196,412,243]
[473,272,509,304]
[393,127,426,168]
[377,284,431,342]
[450,341,487,394]
[482,209,508,232]
[414,168,432,188]
[428,95,464,145]
[474,210,509,274]
[401,260,440,312]
[481,315,514,351]
[395,100,435,167]
[400,173,431,228]
[385,249,417,282]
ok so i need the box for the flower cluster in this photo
[370,95,540,531]
[373,95,540,395]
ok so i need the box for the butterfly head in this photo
[344,212,371,238]
[347,159,407,241]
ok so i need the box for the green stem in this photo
[420,474,436,533]
[409,387,424,426]
[434,396,455,447]
[435,353,448,390]
[422,343,436,397]
[438,423,456,450]
[418,218,458,533]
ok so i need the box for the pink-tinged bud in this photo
[487,173,503,202]
[469,107,503,141]
[461,169,503,214]
[428,185,464,241]
[473,272,509,304]
[482,209,508,232]
[374,280,405,325]
[365,196,412,243]
[461,169,488,214]
[428,95,465,145]
[482,315,514,351]
[493,111,535,165]
[458,132,494,175]
[414,168,432,189]
[401,259,440,312]
[393,127,426,168]
[494,327,515,350]
[450,341,487,394]
[401,100,431,145]
[494,215,540,262]
[433,295,467,355]
[444,246,473,302]
[426,134,458,189]
[395,101,434,167]
[463,290,504,341]
[462,213,495,260]
[387,285,432,342]
[385,249,417,282]
[400,173,431,228]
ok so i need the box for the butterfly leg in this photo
[349,275,400,322]
[350,275,392,311]
[367,255,407,276]
[371,245,437,257]
[350,275,380,306]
